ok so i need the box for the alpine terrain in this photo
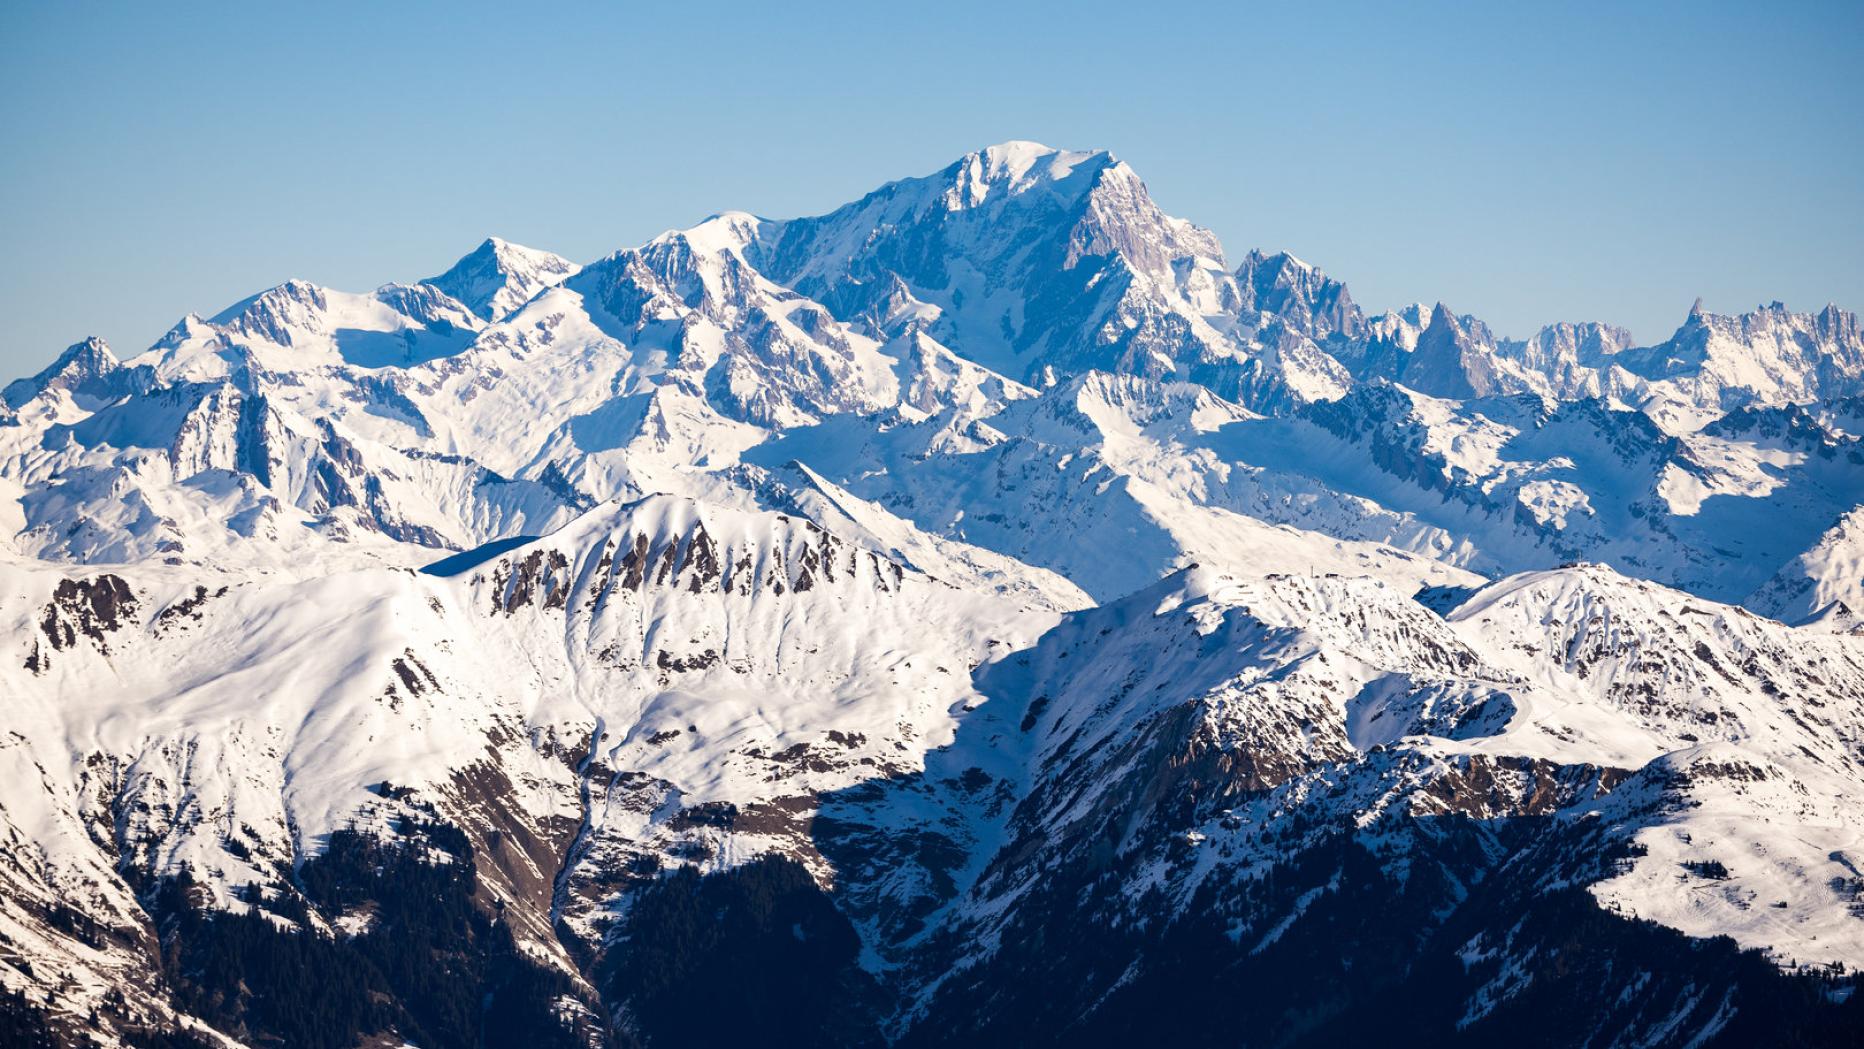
[2,142,1861,1048]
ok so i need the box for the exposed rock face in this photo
[25,573,137,671]
[1234,248,1363,342]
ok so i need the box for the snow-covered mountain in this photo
[425,237,581,323]
[2,142,1860,1047]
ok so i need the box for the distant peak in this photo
[37,336,119,380]
[446,236,511,264]
[469,235,556,263]
[978,139,1068,168]
[205,279,328,327]
[984,138,1058,152]
[950,141,1115,202]
[424,236,578,321]
[62,335,115,362]
[4,335,122,409]
[652,211,764,256]
[453,235,557,267]
[1241,249,1314,275]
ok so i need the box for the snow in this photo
[1,139,1862,1036]
[425,236,581,322]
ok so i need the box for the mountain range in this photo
[2,141,1861,1047]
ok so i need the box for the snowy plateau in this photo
[2,141,1862,1047]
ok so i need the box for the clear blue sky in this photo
[3,1,1859,378]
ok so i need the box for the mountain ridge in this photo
[2,141,1861,1048]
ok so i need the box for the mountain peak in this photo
[981,138,1060,156]
[1235,249,1362,340]
[945,141,1118,209]
[650,211,764,257]
[976,139,1105,177]
[1239,248,1311,273]
[58,334,116,368]
[425,237,579,322]
[3,335,123,409]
